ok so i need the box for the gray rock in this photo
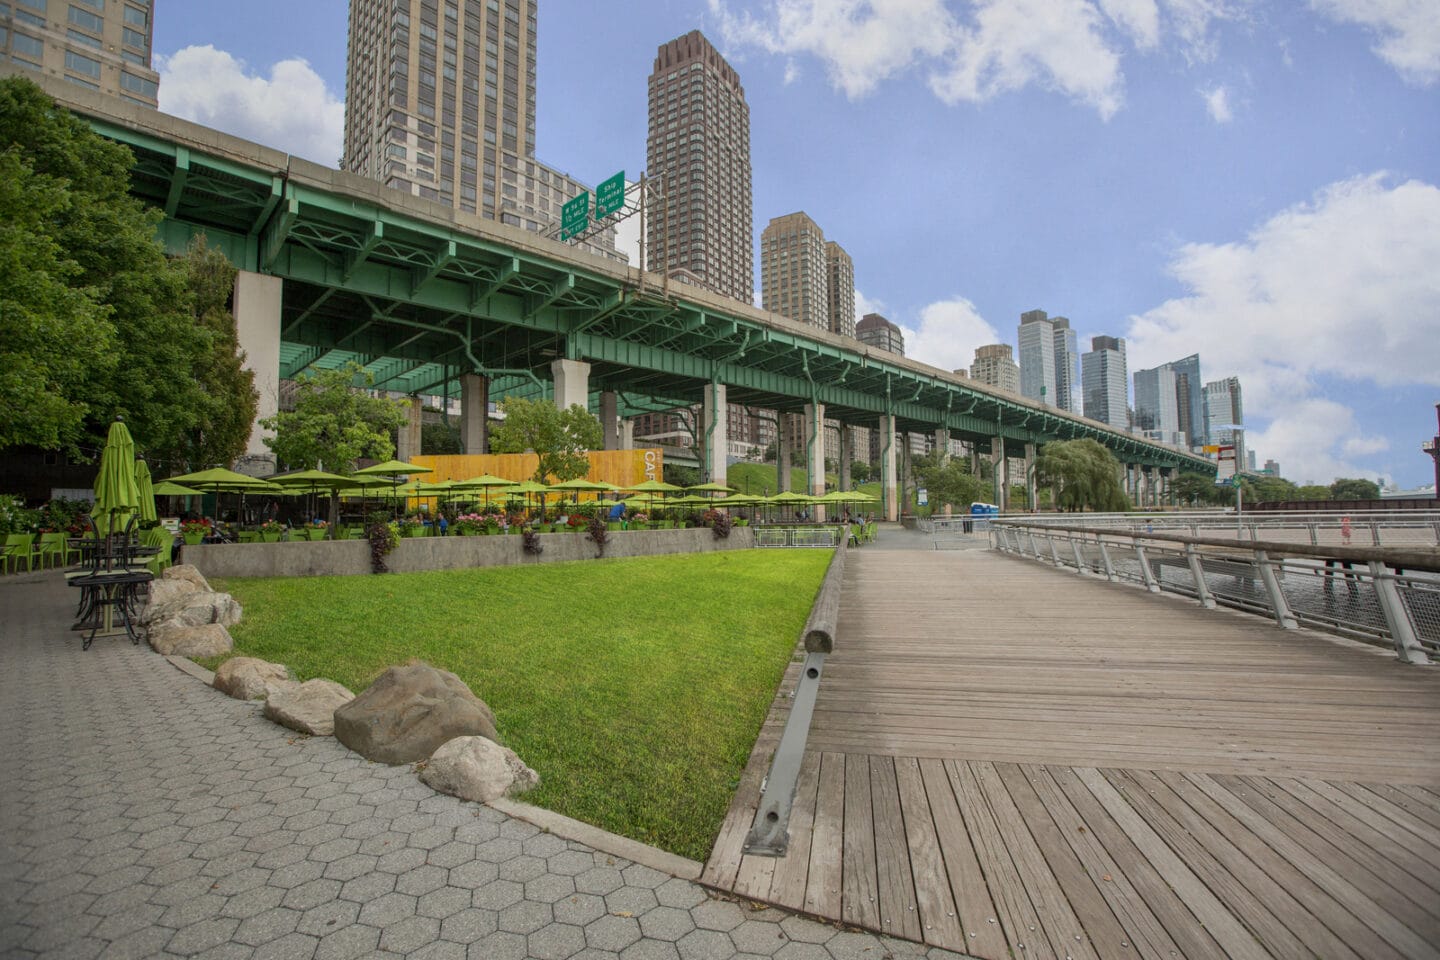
[263,679,355,736]
[148,621,233,658]
[138,578,202,625]
[163,564,211,592]
[333,662,498,765]
[213,657,292,700]
[419,736,538,803]
[158,592,243,629]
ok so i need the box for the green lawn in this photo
[208,549,832,861]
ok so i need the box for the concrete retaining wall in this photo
[182,527,757,579]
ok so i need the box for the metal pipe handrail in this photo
[990,519,1435,665]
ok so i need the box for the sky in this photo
[151,1,1440,489]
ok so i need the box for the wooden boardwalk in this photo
[703,550,1440,959]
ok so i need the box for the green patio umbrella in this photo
[134,460,157,525]
[166,466,285,494]
[271,469,361,531]
[624,479,683,494]
[152,481,202,497]
[453,474,518,508]
[92,418,139,537]
[687,481,736,496]
[354,459,433,517]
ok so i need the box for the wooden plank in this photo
[1022,765,1186,960]
[919,757,1007,959]
[1188,772,1426,959]
[1075,767,1270,960]
[1379,784,1440,831]
[994,763,1135,959]
[1105,769,1325,960]
[841,753,880,931]
[893,757,965,952]
[869,755,923,942]
[1264,778,1440,906]
[732,851,775,903]
[1213,774,1440,952]
[946,760,1050,959]
[803,751,845,919]
[1335,781,1440,849]
[767,750,821,909]
[974,761,1098,960]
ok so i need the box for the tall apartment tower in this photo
[1017,310,1057,406]
[1169,354,1205,448]
[342,0,618,258]
[825,242,855,338]
[1,0,159,106]
[1053,318,1079,412]
[1204,376,1244,466]
[1133,365,1184,445]
[1081,336,1128,429]
[646,30,753,303]
[856,313,904,355]
[760,212,829,329]
[971,344,1021,394]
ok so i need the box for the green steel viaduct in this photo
[23,72,1214,520]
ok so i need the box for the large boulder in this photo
[138,579,202,625]
[263,679,355,736]
[214,657,293,701]
[163,564,211,592]
[333,662,498,765]
[158,592,243,629]
[419,736,539,803]
[149,621,233,658]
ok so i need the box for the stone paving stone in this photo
[1,576,965,960]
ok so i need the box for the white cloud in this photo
[156,45,344,167]
[854,289,887,328]
[1310,0,1440,85]
[709,0,1245,117]
[1126,173,1440,484]
[1201,84,1232,121]
[896,296,1000,372]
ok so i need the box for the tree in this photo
[261,362,409,473]
[488,397,602,485]
[1295,485,1332,501]
[1172,472,1220,507]
[1249,476,1298,504]
[1034,439,1130,512]
[850,460,872,484]
[911,451,990,515]
[1329,477,1380,501]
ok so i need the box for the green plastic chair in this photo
[37,532,67,569]
[146,534,174,577]
[2,533,36,573]
[237,530,259,543]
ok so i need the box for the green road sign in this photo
[561,191,590,239]
[595,171,625,219]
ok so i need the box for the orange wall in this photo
[414,449,664,489]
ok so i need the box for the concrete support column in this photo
[1136,467,1150,507]
[993,436,1007,510]
[397,395,422,462]
[879,413,898,522]
[839,428,853,491]
[550,358,591,412]
[900,436,914,513]
[460,373,489,455]
[233,271,282,475]
[600,391,620,450]
[620,420,635,450]
[1024,442,1037,512]
[804,403,825,520]
[777,415,793,493]
[702,382,728,485]
[935,427,950,463]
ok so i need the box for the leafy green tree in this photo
[1295,485,1332,501]
[1034,439,1130,512]
[1249,476,1298,503]
[1329,477,1381,501]
[911,451,990,515]
[261,363,409,473]
[850,460,872,484]
[422,418,462,455]
[1172,472,1220,507]
[488,397,602,484]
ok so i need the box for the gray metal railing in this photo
[754,525,844,548]
[991,519,1438,664]
[1012,510,1440,549]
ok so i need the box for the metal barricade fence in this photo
[991,519,1436,664]
[754,525,843,548]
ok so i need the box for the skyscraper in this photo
[1,0,159,106]
[1132,365,1183,445]
[1081,336,1128,430]
[1052,317,1079,413]
[825,241,855,338]
[971,344,1020,394]
[646,30,752,304]
[761,212,829,329]
[1017,310,1057,406]
[1169,354,1206,448]
[1205,376,1244,467]
[342,0,618,259]
[856,314,904,355]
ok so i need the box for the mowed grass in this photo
[208,549,832,862]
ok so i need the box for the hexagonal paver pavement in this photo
[0,575,976,960]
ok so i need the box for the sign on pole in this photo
[561,191,590,240]
[595,171,625,219]
[1214,444,1236,485]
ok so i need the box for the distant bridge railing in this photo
[990,518,1439,664]
[1008,510,1440,549]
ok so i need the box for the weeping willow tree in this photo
[1034,438,1130,512]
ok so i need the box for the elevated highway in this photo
[13,70,1214,517]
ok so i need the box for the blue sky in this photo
[153,1,1440,489]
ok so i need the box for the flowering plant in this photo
[567,514,588,528]
[453,512,487,535]
[180,518,212,535]
[259,519,285,533]
[629,512,648,524]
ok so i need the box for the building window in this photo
[122,3,145,25]
[65,49,100,76]
[119,70,156,98]
[121,25,146,49]
[67,27,101,46]
[67,4,102,31]
[15,0,45,10]
[11,31,43,60]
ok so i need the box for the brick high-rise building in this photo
[342,0,619,259]
[646,30,752,303]
[761,212,829,329]
[856,313,904,355]
[825,241,855,338]
[971,343,1020,394]
[1,0,159,106]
